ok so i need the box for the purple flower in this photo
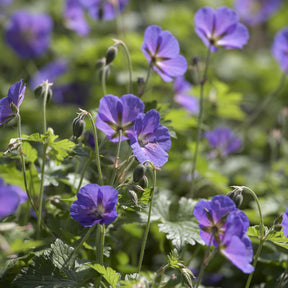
[130,109,171,167]
[5,10,53,58]
[272,27,288,73]
[64,0,90,36]
[83,0,129,21]
[0,79,26,125]
[205,126,242,158]
[173,77,199,114]
[282,207,288,237]
[234,0,281,26]
[193,195,254,274]
[96,94,145,142]
[0,0,14,6]
[0,178,27,220]
[142,25,188,82]
[194,7,249,52]
[70,184,118,226]
[30,60,69,90]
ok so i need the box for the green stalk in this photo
[110,131,122,186]
[191,47,211,196]
[138,165,157,273]
[114,39,133,93]
[101,66,107,96]
[139,62,153,98]
[87,112,104,186]
[76,153,92,193]
[42,81,51,133]
[243,186,265,288]
[96,224,105,265]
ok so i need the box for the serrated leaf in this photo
[266,230,288,250]
[21,141,38,163]
[166,109,197,131]
[89,264,120,288]
[48,138,75,165]
[153,195,204,249]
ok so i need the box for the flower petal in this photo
[214,7,238,38]
[194,7,214,39]
[142,25,162,56]
[157,30,180,58]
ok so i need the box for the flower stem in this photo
[36,143,48,239]
[191,47,211,197]
[138,165,157,273]
[139,62,153,98]
[96,224,105,265]
[42,81,51,133]
[114,39,133,94]
[87,112,104,186]
[110,131,122,186]
[101,66,108,96]
[76,153,92,193]
[243,186,265,288]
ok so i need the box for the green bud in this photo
[73,116,86,139]
[226,189,243,208]
[138,176,148,189]
[105,45,118,65]
[128,190,138,205]
[133,164,146,182]
[34,84,52,103]
[95,57,106,70]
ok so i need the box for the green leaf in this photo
[21,141,38,163]
[166,109,197,131]
[153,195,204,250]
[266,230,288,250]
[48,137,75,165]
[89,264,120,288]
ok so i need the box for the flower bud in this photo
[105,45,118,65]
[73,116,86,139]
[138,176,148,189]
[95,57,106,70]
[128,190,138,205]
[226,189,243,208]
[34,84,52,103]
[133,164,146,182]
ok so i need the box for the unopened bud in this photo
[73,116,86,139]
[128,190,138,205]
[226,189,243,208]
[95,57,106,70]
[192,57,199,66]
[138,176,148,189]
[105,45,118,65]
[34,83,52,103]
[133,164,146,182]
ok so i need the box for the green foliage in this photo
[89,264,120,288]
[153,195,204,250]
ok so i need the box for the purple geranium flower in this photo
[0,79,26,125]
[83,0,129,21]
[282,207,288,237]
[142,25,188,82]
[96,94,145,142]
[194,7,249,52]
[30,60,69,91]
[0,0,14,6]
[64,0,90,36]
[0,178,27,220]
[193,195,254,274]
[235,0,281,26]
[173,77,199,114]
[272,27,288,73]
[70,184,118,226]
[130,109,171,167]
[205,126,242,158]
[5,10,53,58]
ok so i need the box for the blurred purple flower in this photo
[0,178,27,220]
[64,0,90,36]
[272,27,288,73]
[53,83,89,106]
[173,77,199,114]
[205,126,242,158]
[0,0,14,6]
[96,94,145,142]
[130,109,171,167]
[0,79,26,125]
[4,10,53,58]
[30,60,69,90]
[193,195,254,274]
[70,184,118,226]
[83,0,129,21]
[282,207,288,237]
[194,7,249,52]
[142,25,188,82]
[234,0,281,26]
